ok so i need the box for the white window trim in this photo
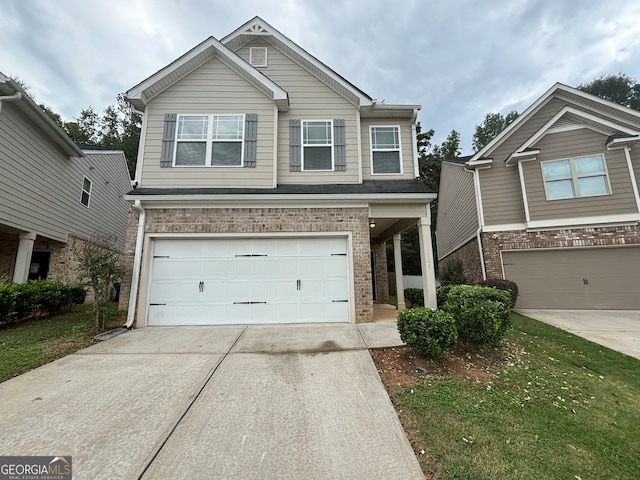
[81,176,92,207]
[541,153,612,201]
[173,114,245,168]
[369,125,403,175]
[301,119,334,172]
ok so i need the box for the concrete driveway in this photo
[0,322,423,480]
[517,309,640,360]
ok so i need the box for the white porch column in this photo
[13,232,37,283]
[417,215,438,308]
[393,233,406,310]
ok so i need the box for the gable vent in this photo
[250,47,268,67]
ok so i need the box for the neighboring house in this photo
[0,73,131,286]
[119,16,437,327]
[437,83,640,309]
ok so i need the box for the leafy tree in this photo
[74,232,126,329]
[577,73,640,111]
[472,110,519,152]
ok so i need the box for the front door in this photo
[28,251,50,280]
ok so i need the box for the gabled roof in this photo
[0,72,84,157]
[468,82,640,166]
[125,35,289,112]
[222,16,374,108]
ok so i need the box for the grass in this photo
[396,313,640,479]
[0,303,124,383]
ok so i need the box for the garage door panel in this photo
[503,246,640,309]
[148,237,351,325]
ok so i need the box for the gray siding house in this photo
[437,83,640,309]
[119,17,438,327]
[0,73,131,285]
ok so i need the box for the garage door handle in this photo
[199,281,204,292]
[297,279,301,290]
[332,299,348,303]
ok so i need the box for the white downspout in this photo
[465,165,488,280]
[411,108,420,177]
[0,92,22,114]
[125,200,146,328]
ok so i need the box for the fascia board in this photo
[126,36,288,105]
[124,192,437,204]
[222,17,373,107]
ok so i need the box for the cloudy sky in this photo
[3,0,640,154]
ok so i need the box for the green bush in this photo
[398,308,458,356]
[439,257,468,286]
[68,284,87,305]
[442,285,512,346]
[477,278,519,308]
[436,285,453,306]
[0,277,17,324]
[404,288,424,308]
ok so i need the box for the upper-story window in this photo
[541,154,610,200]
[370,126,402,174]
[175,114,244,167]
[81,176,92,207]
[302,120,333,171]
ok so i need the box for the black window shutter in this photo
[289,119,301,172]
[160,113,177,168]
[243,114,258,167]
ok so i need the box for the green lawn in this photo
[397,313,640,479]
[0,303,124,383]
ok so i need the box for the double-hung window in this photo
[302,120,333,170]
[541,154,610,200]
[81,177,92,207]
[175,114,244,167]
[370,126,402,174]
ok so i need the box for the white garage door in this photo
[147,237,350,325]
[502,246,640,309]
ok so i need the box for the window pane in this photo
[213,116,243,140]
[372,151,401,173]
[176,142,206,165]
[303,121,331,145]
[578,175,608,196]
[575,155,605,176]
[211,142,242,166]
[542,160,571,181]
[546,179,574,199]
[83,178,91,192]
[303,146,332,170]
[372,127,399,149]
[178,116,208,140]
[81,191,90,206]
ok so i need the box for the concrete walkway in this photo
[0,321,423,480]
[517,309,640,360]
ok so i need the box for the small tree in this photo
[75,232,125,329]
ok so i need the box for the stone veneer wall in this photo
[437,237,484,284]
[370,238,389,304]
[481,224,640,279]
[118,207,375,324]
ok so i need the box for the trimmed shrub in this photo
[436,285,453,307]
[68,284,87,305]
[477,278,519,308]
[0,278,17,324]
[398,308,458,357]
[443,285,512,346]
[404,288,424,308]
[439,257,468,286]
[1,280,88,323]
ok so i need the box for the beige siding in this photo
[0,103,131,250]
[480,97,572,226]
[436,162,479,259]
[140,57,276,188]
[360,118,416,180]
[236,39,361,184]
[369,203,429,218]
[523,128,638,221]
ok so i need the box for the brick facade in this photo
[119,207,375,324]
[482,224,640,279]
[438,237,484,283]
[370,238,389,304]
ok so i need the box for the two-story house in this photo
[119,17,437,327]
[437,83,640,309]
[0,73,131,286]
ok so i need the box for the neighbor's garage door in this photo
[502,246,640,309]
[148,237,350,325]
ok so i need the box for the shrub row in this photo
[0,278,86,324]
[398,284,514,356]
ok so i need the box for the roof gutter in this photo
[125,200,146,329]
[0,91,22,114]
